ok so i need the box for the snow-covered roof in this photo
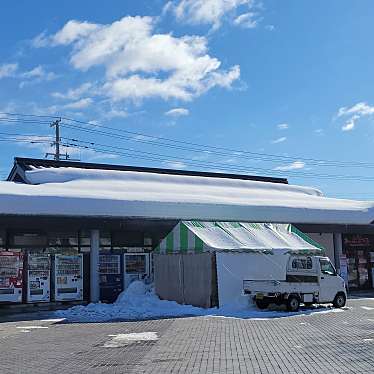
[0,166,374,225]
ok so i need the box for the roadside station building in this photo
[0,157,374,308]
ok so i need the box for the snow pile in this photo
[55,281,204,322]
[55,281,343,323]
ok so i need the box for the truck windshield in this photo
[319,259,336,276]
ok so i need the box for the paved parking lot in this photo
[0,298,373,374]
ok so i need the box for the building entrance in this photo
[343,235,374,290]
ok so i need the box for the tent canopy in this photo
[155,221,324,255]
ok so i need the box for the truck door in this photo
[318,258,339,302]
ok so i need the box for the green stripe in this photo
[180,223,188,253]
[154,245,160,254]
[247,223,261,230]
[195,236,204,252]
[290,225,325,252]
[166,232,174,253]
[190,220,204,228]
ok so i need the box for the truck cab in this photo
[316,256,346,304]
[243,255,347,312]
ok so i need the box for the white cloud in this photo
[165,0,256,29]
[265,24,275,31]
[33,21,101,47]
[274,161,305,171]
[52,82,93,100]
[63,98,93,109]
[36,16,240,103]
[165,161,187,169]
[102,107,128,119]
[19,65,58,88]
[337,102,374,117]
[271,136,286,144]
[165,108,189,117]
[277,123,288,130]
[21,65,56,80]
[0,63,18,79]
[341,115,359,132]
[233,12,258,28]
[0,63,56,87]
[337,102,374,132]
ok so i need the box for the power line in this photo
[2,110,374,169]
[0,111,60,120]
[4,111,374,181]
[61,122,374,170]
[60,116,374,169]
[60,139,374,182]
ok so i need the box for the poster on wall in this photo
[339,255,349,286]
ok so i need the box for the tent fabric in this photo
[155,221,324,255]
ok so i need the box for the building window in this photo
[292,257,313,270]
[48,232,78,248]
[9,232,47,248]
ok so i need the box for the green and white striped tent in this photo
[155,221,324,255]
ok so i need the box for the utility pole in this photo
[51,118,61,161]
[45,117,79,161]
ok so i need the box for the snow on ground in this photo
[55,281,346,323]
[103,332,158,348]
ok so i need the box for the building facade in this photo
[0,157,373,308]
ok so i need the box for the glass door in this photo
[123,254,149,290]
[345,248,372,290]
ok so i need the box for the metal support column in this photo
[90,229,100,303]
[333,233,343,272]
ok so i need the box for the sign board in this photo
[339,255,349,286]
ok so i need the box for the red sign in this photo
[344,235,371,248]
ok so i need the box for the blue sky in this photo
[1,0,374,199]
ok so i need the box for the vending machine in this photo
[52,254,83,301]
[123,253,150,290]
[99,254,123,303]
[26,254,50,303]
[0,252,23,303]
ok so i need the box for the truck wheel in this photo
[256,299,269,309]
[333,293,346,308]
[286,295,300,312]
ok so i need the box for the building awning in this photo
[0,165,374,225]
[155,221,324,255]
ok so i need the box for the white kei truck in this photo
[243,255,347,312]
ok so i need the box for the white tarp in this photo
[0,166,373,224]
[215,222,268,249]
[216,252,289,306]
[239,223,319,251]
[156,221,323,253]
[184,221,245,250]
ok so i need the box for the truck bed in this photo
[243,279,319,295]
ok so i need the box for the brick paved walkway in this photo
[0,298,373,373]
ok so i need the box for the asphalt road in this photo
[0,297,373,373]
